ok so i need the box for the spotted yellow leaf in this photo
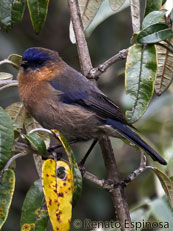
[42,159,73,231]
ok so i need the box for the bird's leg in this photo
[52,151,62,161]
[42,151,63,160]
[48,138,98,174]
[48,138,85,153]
[78,139,98,175]
[47,138,89,162]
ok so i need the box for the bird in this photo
[17,47,167,165]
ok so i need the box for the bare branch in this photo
[83,171,105,187]
[0,82,18,91]
[0,80,18,87]
[67,0,92,76]
[88,49,128,79]
[0,59,19,68]
[123,151,147,186]
[99,137,132,230]
[13,141,40,155]
[4,152,29,171]
[84,171,121,191]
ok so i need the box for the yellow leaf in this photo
[42,159,73,231]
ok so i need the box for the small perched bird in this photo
[18,47,167,165]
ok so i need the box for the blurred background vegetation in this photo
[0,0,172,230]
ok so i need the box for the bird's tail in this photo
[106,118,167,165]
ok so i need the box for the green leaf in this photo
[125,44,157,123]
[0,54,22,69]
[150,198,173,226]
[25,133,46,155]
[24,112,50,177]
[0,0,12,30]
[0,107,14,170]
[12,0,26,25]
[162,0,166,5]
[72,164,83,206]
[52,130,83,206]
[130,208,151,231]
[0,169,15,229]
[137,23,172,44]
[7,54,22,69]
[27,0,49,34]
[142,11,165,29]
[150,167,173,208]
[20,179,49,231]
[85,0,130,37]
[0,72,13,81]
[24,112,50,147]
[144,0,162,16]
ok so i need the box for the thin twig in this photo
[4,152,29,171]
[28,128,52,135]
[67,0,92,76]
[13,141,32,152]
[0,82,18,91]
[0,80,18,87]
[0,59,19,68]
[84,171,119,190]
[87,49,128,79]
[83,171,106,187]
[13,141,40,155]
[123,152,147,186]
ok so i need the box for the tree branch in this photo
[0,59,19,68]
[0,82,18,91]
[83,171,106,188]
[67,1,132,230]
[67,0,92,76]
[99,137,132,230]
[4,152,28,171]
[83,170,123,191]
[88,49,128,79]
[123,152,147,186]
[0,80,18,87]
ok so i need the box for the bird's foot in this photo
[48,144,61,153]
[78,162,86,176]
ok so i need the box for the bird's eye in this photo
[21,60,29,68]
[37,60,44,65]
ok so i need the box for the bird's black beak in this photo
[21,60,29,68]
